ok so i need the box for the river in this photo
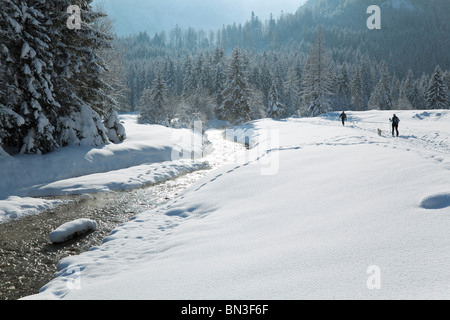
[0,129,245,300]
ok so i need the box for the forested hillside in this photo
[117,0,449,125]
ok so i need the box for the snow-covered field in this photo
[21,110,450,299]
[0,114,209,223]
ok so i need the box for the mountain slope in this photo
[274,0,449,76]
[94,0,304,36]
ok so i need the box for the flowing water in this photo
[0,129,245,300]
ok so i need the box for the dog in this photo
[377,129,382,136]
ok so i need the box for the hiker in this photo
[391,114,400,137]
[339,111,347,126]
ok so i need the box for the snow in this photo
[0,196,62,222]
[49,219,97,244]
[6,15,23,33]
[26,160,209,197]
[20,42,30,59]
[23,109,450,300]
[0,113,209,223]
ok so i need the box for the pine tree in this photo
[427,65,448,110]
[351,67,365,111]
[200,55,213,95]
[259,58,272,108]
[249,66,261,89]
[164,58,177,97]
[94,6,127,142]
[409,84,423,109]
[444,71,450,101]
[139,70,169,125]
[213,47,225,65]
[283,65,300,117]
[266,81,285,119]
[335,65,351,110]
[182,56,195,102]
[400,70,415,103]
[221,48,252,124]
[301,28,334,117]
[51,0,115,148]
[211,48,227,116]
[0,0,24,154]
[360,58,374,107]
[368,62,392,110]
[193,53,204,91]
[126,64,140,110]
[0,0,122,154]
[417,73,429,108]
[390,75,401,106]
[273,65,285,107]
[213,62,226,112]
[398,69,424,109]
[0,0,59,154]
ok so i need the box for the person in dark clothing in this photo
[339,111,347,126]
[391,114,400,137]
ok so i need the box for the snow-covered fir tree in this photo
[198,53,213,94]
[50,0,117,148]
[220,48,252,125]
[249,66,261,91]
[193,53,204,92]
[444,71,450,102]
[164,58,177,97]
[139,70,169,125]
[351,67,365,111]
[0,0,59,154]
[409,84,423,109]
[0,0,124,155]
[360,58,375,108]
[259,58,272,108]
[212,61,226,113]
[412,72,429,109]
[266,81,285,119]
[283,65,301,117]
[390,75,401,107]
[427,65,448,110]
[181,56,195,102]
[301,28,334,117]
[397,70,415,109]
[94,6,127,142]
[335,65,352,110]
[368,62,393,110]
[400,70,415,103]
[213,47,225,64]
[273,65,286,107]
[0,0,25,154]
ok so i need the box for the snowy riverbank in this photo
[0,114,210,223]
[25,109,450,300]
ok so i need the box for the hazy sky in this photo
[93,0,308,36]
